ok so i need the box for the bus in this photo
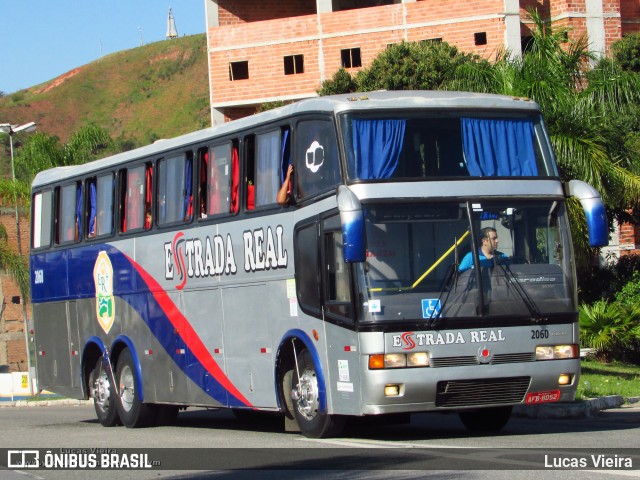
[30,91,607,438]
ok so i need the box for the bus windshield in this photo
[356,200,574,323]
[341,112,556,180]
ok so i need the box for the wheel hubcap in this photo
[93,369,111,412]
[295,368,319,420]
[119,365,135,413]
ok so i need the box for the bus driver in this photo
[459,227,509,272]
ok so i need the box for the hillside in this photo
[0,34,210,146]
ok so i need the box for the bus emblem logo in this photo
[93,251,115,334]
[306,140,325,173]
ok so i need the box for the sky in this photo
[0,1,206,95]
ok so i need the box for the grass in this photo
[577,358,640,401]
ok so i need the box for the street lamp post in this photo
[0,121,36,395]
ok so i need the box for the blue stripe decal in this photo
[32,245,251,408]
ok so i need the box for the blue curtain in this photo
[280,128,290,183]
[89,182,97,235]
[183,158,192,219]
[351,119,406,179]
[461,118,538,177]
[75,184,83,238]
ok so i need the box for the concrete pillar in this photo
[585,0,606,60]
[504,0,522,58]
[205,0,223,126]
[316,0,332,14]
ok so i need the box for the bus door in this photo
[320,215,362,415]
[294,213,362,415]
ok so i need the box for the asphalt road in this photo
[0,403,638,479]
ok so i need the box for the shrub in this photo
[611,33,640,73]
[580,300,640,363]
[615,270,640,306]
[615,253,640,286]
[317,68,357,96]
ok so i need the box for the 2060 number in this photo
[531,329,549,339]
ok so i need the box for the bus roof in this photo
[31,90,540,189]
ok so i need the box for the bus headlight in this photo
[384,353,407,368]
[368,353,430,369]
[407,352,429,367]
[536,344,578,360]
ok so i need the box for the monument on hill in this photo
[166,7,178,39]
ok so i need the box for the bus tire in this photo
[291,349,345,438]
[115,348,154,428]
[90,357,120,427]
[459,406,512,433]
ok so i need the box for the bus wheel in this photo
[459,406,512,433]
[90,358,120,427]
[291,349,345,438]
[115,349,154,428]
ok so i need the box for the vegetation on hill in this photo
[0,34,210,146]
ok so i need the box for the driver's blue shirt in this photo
[459,249,509,272]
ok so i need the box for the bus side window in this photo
[204,142,234,217]
[89,173,115,238]
[128,166,145,230]
[255,129,283,208]
[31,190,52,249]
[324,230,353,320]
[294,220,321,317]
[119,164,149,233]
[157,154,192,226]
[56,182,82,244]
[295,119,340,201]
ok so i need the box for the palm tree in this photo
[0,124,114,302]
[0,223,29,303]
[446,9,640,261]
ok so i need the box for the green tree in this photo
[0,224,29,303]
[14,124,113,185]
[318,68,357,96]
[318,41,489,94]
[611,32,640,73]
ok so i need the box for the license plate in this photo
[525,390,561,404]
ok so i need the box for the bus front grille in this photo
[435,376,530,407]
[430,353,535,368]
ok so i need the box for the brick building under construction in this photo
[204,0,639,124]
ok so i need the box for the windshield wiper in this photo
[496,264,547,324]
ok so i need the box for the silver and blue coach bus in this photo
[30,91,607,438]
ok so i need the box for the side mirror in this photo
[567,180,608,247]
[337,186,365,262]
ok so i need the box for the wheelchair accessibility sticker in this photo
[421,299,442,319]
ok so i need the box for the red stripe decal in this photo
[126,254,253,407]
